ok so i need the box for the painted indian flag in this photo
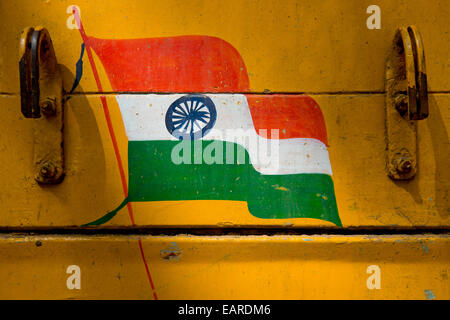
[79,31,341,226]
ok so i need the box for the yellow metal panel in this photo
[0,234,448,299]
[0,94,448,227]
[0,0,448,302]
[0,0,450,93]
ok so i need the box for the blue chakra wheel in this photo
[165,94,217,140]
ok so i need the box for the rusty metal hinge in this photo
[385,26,428,180]
[19,27,64,184]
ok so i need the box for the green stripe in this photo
[128,140,341,226]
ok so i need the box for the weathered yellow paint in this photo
[0,94,448,227]
[1,0,450,93]
[0,0,448,300]
[0,1,448,228]
[0,234,448,299]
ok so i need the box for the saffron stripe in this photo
[84,35,250,92]
[246,94,328,144]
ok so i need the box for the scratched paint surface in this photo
[0,234,448,299]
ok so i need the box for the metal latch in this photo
[19,27,64,184]
[385,26,428,180]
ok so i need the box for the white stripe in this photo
[116,94,333,175]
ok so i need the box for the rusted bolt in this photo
[39,161,57,179]
[393,156,413,174]
[394,93,408,116]
[40,99,56,116]
[398,159,412,173]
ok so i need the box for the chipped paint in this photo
[160,242,182,261]
[424,289,436,300]
[271,184,289,192]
